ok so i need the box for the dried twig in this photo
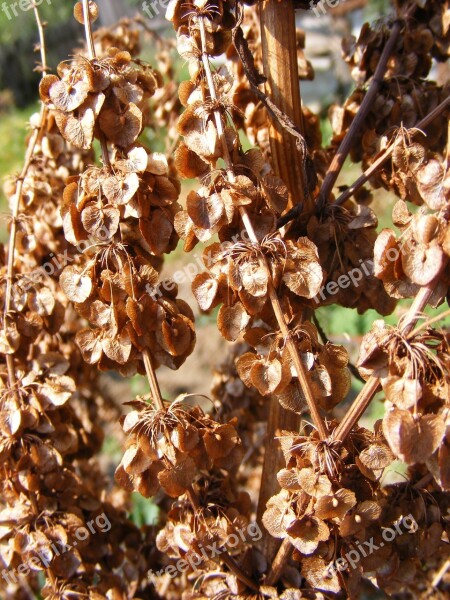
[317,6,416,210]
[2,4,48,392]
[331,259,448,443]
[334,95,450,207]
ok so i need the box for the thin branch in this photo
[265,491,310,585]
[313,314,365,383]
[198,16,327,441]
[331,376,380,443]
[80,10,156,412]
[317,7,415,210]
[265,537,292,586]
[82,0,96,60]
[219,552,260,592]
[408,307,450,338]
[277,90,450,230]
[81,0,110,168]
[3,4,49,392]
[32,2,48,75]
[431,558,450,589]
[331,260,448,443]
[334,95,450,207]
[413,472,433,490]
[142,350,165,411]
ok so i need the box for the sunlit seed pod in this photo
[415,214,440,245]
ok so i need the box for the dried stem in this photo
[81,3,161,417]
[81,0,111,168]
[331,376,380,443]
[220,552,260,592]
[264,537,293,586]
[82,0,96,60]
[142,350,165,411]
[3,4,48,392]
[198,13,326,568]
[198,16,326,440]
[335,95,450,206]
[331,261,448,443]
[32,2,49,75]
[259,0,306,209]
[431,558,450,589]
[317,8,414,210]
[409,307,450,338]
[255,375,300,561]
[265,492,310,585]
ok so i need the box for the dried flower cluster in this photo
[0,34,153,600]
[1,1,449,599]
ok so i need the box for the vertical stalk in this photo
[82,0,96,60]
[259,0,307,209]
[3,4,48,393]
[198,13,326,563]
[143,349,165,411]
[257,4,318,561]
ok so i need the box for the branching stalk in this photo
[142,349,165,411]
[331,260,448,443]
[317,7,415,210]
[3,4,48,391]
[335,96,450,206]
[198,17,327,441]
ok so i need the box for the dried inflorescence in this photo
[164,1,450,597]
[0,49,154,600]
[39,19,195,375]
[1,0,450,599]
[116,396,243,498]
[331,3,449,197]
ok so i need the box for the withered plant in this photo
[1,1,449,599]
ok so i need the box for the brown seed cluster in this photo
[1,0,450,599]
[39,26,195,375]
[331,3,449,196]
[116,397,243,498]
[0,59,152,600]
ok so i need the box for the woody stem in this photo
[199,16,326,440]
[259,0,307,209]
